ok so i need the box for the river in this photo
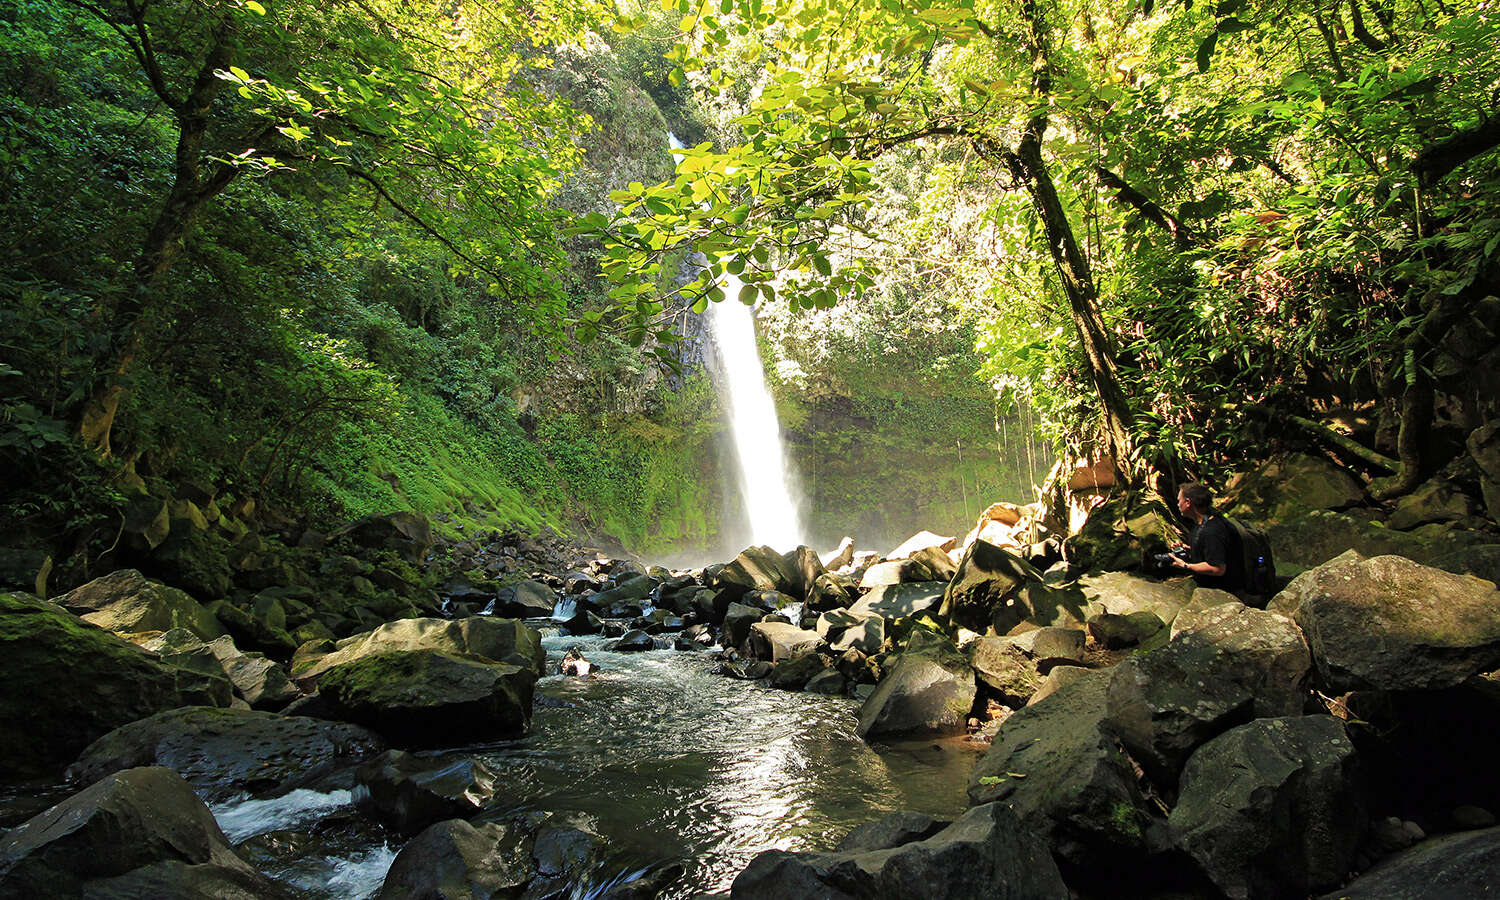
[210,630,981,897]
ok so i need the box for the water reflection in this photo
[465,633,979,895]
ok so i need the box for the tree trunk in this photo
[77,16,240,456]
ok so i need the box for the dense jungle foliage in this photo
[1,0,1497,581]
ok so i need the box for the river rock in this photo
[783,545,826,603]
[804,668,848,695]
[1265,510,1436,575]
[136,628,235,707]
[1320,825,1500,898]
[969,669,1151,865]
[1088,611,1168,651]
[313,649,535,748]
[1106,602,1310,787]
[587,572,655,616]
[0,766,292,898]
[968,636,1044,702]
[54,568,224,641]
[377,819,536,900]
[292,616,545,683]
[610,628,656,651]
[835,811,948,852]
[807,572,855,611]
[1003,626,1085,661]
[940,540,1041,634]
[848,582,945,621]
[1270,551,1500,691]
[1026,663,1093,707]
[769,652,830,690]
[723,601,764,649]
[205,635,300,709]
[887,531,957,560]
[1171,715,1365,900]
[859,546,955,588]
[729,802,1068,899]
[490,579,556,618]
[1,592,207,780]
[1470,421,1500,521]
[327,511,433,564]
[830,615,884,655]
[857,629,975,739]
[716,545,801,597]
[749,621,823,662]
[1077,571,1195,626]
[66,706,384,800]
[355,749,498,835]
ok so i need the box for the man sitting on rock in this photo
[560,646,594,677]
[1170,483,1246,594]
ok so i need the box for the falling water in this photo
[706,274,804,550]
[666,133,803,550]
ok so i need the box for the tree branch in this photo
[1095,167,1198,247]
[1413,114,1500,187]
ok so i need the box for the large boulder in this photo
[1270,550,1500,691]
[722,601,764,649]
[292,616,545,683]
[0,766,292,898]
[1171,716,1365,900]
[355,749,498,835]
[1386,476,1479,531]
[940,540,1041,634]
[857,630,975,739]
[1320,825,1500,899]
[490,580,556,618]
[848,582,945,621]
[377,819,536,900]
[716,545,800,597]
[1470,421,1500,521]
[313,650,536,748]
[54,569,223,640]
[1224,453,1367,522]
[968,670,1151,866]
[0,592,204,780]
[729,802,1069,899]
[967,636,1045,703]
[66,706,384,800]
[326,511,433,564]
[1106,603,1311,787]
[1264,510,1439,575]
[1077,571,1196,627]
[749,622,824,662]
[1063,494,1178,574]
[782,545,827,603]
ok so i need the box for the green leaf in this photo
[1216,16,1253,33]
[244,0,266,13]
[1196,32,1218,73]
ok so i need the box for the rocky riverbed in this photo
[5,452,1500,898]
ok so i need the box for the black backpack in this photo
[1225,516,1276,597]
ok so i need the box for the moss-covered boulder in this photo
[940,540,1041,634]
[313,650,536,748]
[292,616,544,684]
[0,592,200,781]
[1223,452,1367,522]
[1062,494,1178,574]
[66,706,384,800]
[0,766,292,897]
[1270,550,1500,691]
[54,569,223,641]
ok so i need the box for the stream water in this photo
[210,631,980,897]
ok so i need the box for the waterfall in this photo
[706,275,804,551]
[668,133,803,551]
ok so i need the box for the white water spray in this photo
[707,274,804,550]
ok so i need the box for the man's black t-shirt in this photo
[1188,514,1246,592]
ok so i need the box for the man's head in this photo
[1177,483,1213,516]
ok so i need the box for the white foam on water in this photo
[210,788,354,843]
